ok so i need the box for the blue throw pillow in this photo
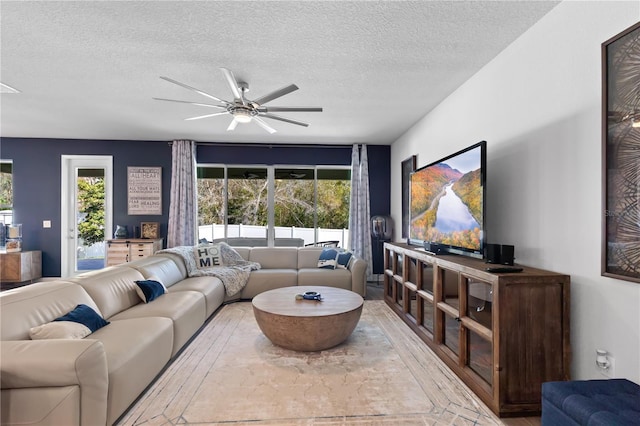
[317,248,339,269]
[336,250,354,269]
[53,304,109,333]
[135,279,167,303]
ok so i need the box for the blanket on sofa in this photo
[158,243,261,296]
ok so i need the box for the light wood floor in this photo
[365,281,541,426]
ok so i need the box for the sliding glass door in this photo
[197,165,350,246]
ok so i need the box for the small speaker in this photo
[485,243,501,264]
[501,245,515,266]
[424,242,446,255]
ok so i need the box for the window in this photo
[197,165,350,246]
[0,161,13,225]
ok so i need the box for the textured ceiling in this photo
[0,1,559,145]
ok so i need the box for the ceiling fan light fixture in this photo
[233,108,252,123]
[156,69,322,133]
[632,117,640,128]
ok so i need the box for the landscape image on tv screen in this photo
[410,143,484,253]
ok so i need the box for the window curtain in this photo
[348,144,373,280]
[167,140,197,247]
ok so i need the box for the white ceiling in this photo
[0,1,559,146]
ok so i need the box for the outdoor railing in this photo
[198,224,349,247]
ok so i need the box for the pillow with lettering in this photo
[193,244,225,269]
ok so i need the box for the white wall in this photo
[390,1,640,382]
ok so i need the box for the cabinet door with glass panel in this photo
[460,274,494,393]
[435,268,495,395]
[406,256,436,339]
[383,247,436,340]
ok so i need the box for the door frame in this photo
[61,155,113,277]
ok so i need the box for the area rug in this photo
[117,300,502,425]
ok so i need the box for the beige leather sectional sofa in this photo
[0,246,366,426]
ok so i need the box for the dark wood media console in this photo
[383,242,571,417]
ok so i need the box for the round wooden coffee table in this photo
[252,286,364,352]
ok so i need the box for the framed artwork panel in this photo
[141,222,160,239]
[128,167,162,215]
[401,155,417,239]
[602,21,640,283]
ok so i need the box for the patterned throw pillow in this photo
[317,248,339,269]
[193,244,225,269]
[336,250,354,269]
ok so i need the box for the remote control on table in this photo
[485,266,523,273]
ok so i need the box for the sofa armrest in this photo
[1,339,109,426]
[350,257,367,297]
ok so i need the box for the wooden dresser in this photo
[383,242,570,417]
[0,250,42,283]
[105,238,163,266]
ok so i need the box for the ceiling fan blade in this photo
[160,76,230,105]
[185,112,229,121]
[227,119,239,131]
[260,113,309,127]
[253,117,277,134]
[252,84,299,106]
[152,98,227,109]
[257,106,323,113]
[220,68,243,102]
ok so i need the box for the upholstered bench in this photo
[541,379,640,425]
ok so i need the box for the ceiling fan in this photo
[153,68,322,134]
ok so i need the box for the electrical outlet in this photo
[599,355,615,378]
[43,220,51,228]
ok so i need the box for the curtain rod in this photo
[167,141,357,149]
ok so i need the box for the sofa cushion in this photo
[249,247,298,269]
[91,316,173,425]
[0,281,102,341]
[239,269,298,299]
[297,247,324,268]
[109,291,206,356]
[128,255,186,288]
[134,279,167,303]
[154,252,189,277]
[168,276,226,317]
[69,267,146,319]
[232,247,250,261]
[298,268,352,289]
[0,386,81,426]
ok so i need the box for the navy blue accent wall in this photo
[1,138,173,276]
[1,138,390,277]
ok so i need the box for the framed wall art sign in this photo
[602,21,640,283]
[128,167,162,215]
[401,155,417,239]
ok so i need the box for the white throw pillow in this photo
[29,321,92,340]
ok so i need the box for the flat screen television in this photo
[408,140,486,259]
